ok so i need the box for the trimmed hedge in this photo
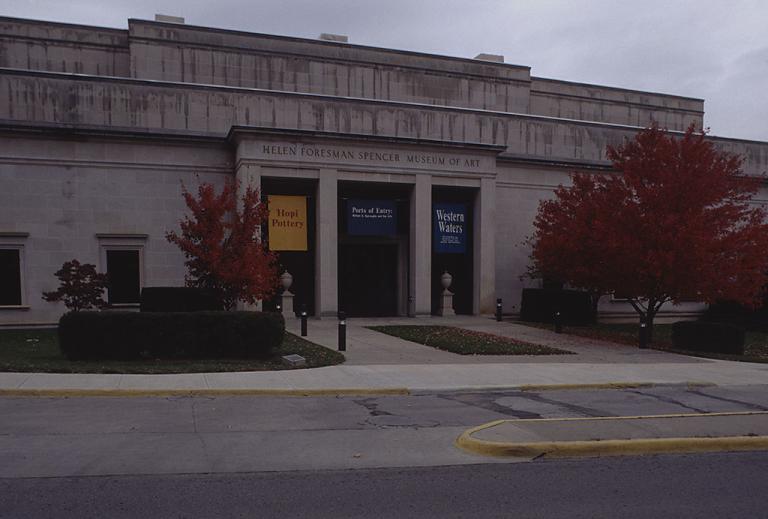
[140,287,223,312]
[702,299,768,332]
[58,311,284,361]
[671,321,745,355]
[520,289,596,325]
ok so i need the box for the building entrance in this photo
[432,186,475,315]
[337,181,411,317]
[338,243,399,317]
[261,178,316,316]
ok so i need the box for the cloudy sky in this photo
[5,0,767,141]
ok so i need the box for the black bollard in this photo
[639,317,648,349]
[276,303,281,313]
[496,298,503,322]
[338,311,347,352]
[300,304,308,337]
[554,311,563,334]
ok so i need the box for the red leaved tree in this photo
[166,179,279,310]
[529,124,768,341]
[42,259,109,311]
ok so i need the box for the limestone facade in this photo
[1,15,766,325]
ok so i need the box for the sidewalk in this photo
[2,316,767,394]
[287,316,707,365]
[456,411,768,458]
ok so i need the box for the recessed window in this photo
[106,249,141,305]
[97,234,147,307]
[0,248,22,306]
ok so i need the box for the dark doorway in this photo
[261,178,317,316]
[106,249,141,305]
[432,186,475,315]
[339,243,398,317]
[337,181,411,317]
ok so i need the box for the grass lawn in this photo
[0,328,345,374]
[517,321,768,363]
[368,325,573,355]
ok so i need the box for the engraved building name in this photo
[260,144,482,169]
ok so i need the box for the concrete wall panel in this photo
[0,17,129,77]
[530,77,704,131]
[0,17,712,134]
[2,71,766,176]
[0,135,231,325]
[127,19,532,114]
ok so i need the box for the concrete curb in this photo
[408,381,716,395]
[456,412,768,459]
[516,381,715,392]
[0,381,718,398]
[0,388,411,398]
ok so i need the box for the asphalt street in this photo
[3,453,768,519]
[2,384,768,517]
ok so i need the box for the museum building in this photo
[1,15,767,326]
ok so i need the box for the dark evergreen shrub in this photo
[520,289,596,325]
[58,311,284,361]
[671,321,745,355]
[702,299,768,332]
[140,287,223,312]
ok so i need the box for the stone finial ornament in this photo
[439,271,455,316]
[441,271,453,294]
[280,271,294,293]
[279,271,295,319]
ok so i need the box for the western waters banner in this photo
[347,199,397,236]
[268,195,308,251]
[433,203,467,253]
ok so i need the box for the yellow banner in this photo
[268,195,308,251]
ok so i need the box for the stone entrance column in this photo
[316,168,338,317]
[235,161,262,311]
[474,177,496,314]
[409,174,432,316]
[236,163,261,197]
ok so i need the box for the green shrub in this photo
[671,321,745,355]
[140,287,223,312]
[702,299,768,332]
[520,289,596,325]
[58,311,284,361]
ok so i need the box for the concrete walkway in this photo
[1,316,767,393]
[457,411,768,458]
[288,316,706,365]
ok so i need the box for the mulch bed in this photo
[368,325,572,355]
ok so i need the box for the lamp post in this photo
[338,311,346,352]
[639,316,648,349]
[554,310,563,334]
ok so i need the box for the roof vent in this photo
[155,14,185,24]
[319,33,349,43]
[474,53,504,63]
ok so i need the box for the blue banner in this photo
[347,199,397,236]
[433,203,467,253]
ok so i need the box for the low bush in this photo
[702,299,768,332]
[58,311,284,361]
[520,289,596,325]
[140,287,223,312]
[671,321,745,355]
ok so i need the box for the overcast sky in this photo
[4,0,767,141]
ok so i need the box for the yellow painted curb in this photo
[456,411,768,459]
[517,381,714,392]
[0,387,411,398]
